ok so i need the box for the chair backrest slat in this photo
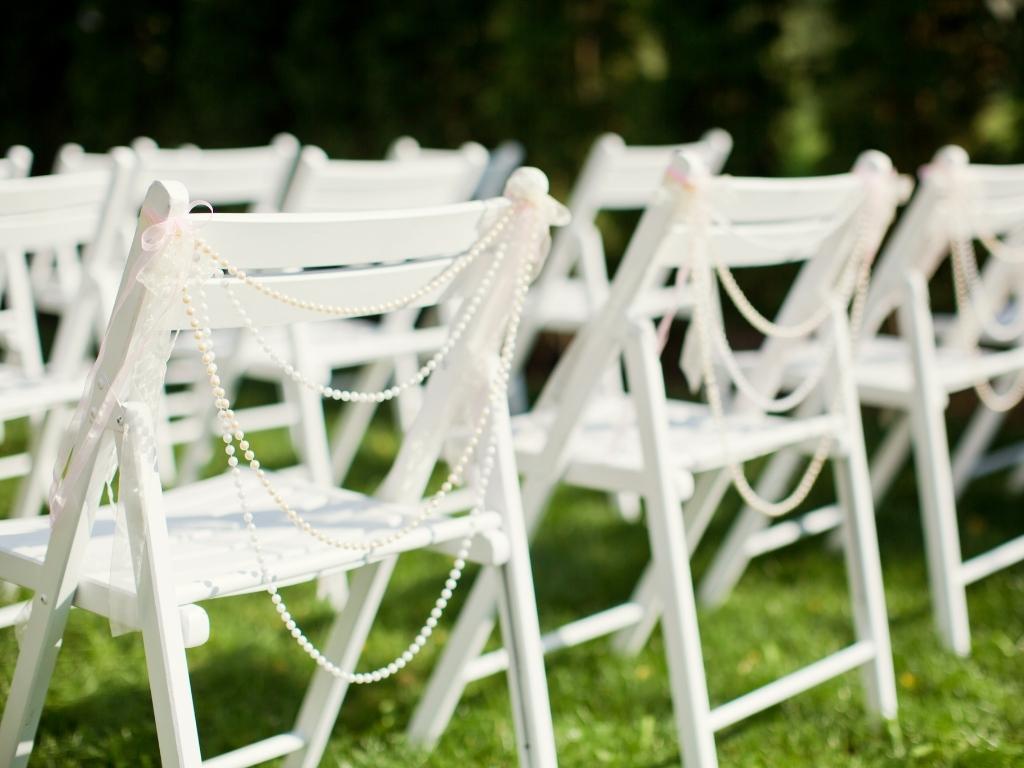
[0,161,131,253]
[195,199,504,270]
[283,143,488,213]
[583,130,732,211]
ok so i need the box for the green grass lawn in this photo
[1,396,1022,767]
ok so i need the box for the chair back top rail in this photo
[56,134,300,212]
[283,142,488,212]
[0,152,133,252]
[579,128,733,212]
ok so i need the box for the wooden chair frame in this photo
[407,150,899,768]
[702,146,1024,656]
[0,176,557,766]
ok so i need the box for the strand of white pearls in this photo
[948,226,1024,411]
[949,227,1024,344]
[202,233,516,551]
[708,201,870,340]
[690,187,883,517]
[708,228,877,416]
[183,203,539,684]
[221,235,510,406]
[946,202,1024,409]
[198,208,513,319]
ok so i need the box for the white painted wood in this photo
[707,146,1024,653]
[708,641,874,732]
[826,302,898,718]
[465,602,644,681]
[901,271,972,655]
[0,173,557,765]
[515,129,732,386]
[620,319,717,768]
[414,150,898,766]
[202,733,305,768]
[179,142,491,490]
[959,533,1024,585]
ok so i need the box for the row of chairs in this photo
[0,132,1021,767]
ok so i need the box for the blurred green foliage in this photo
[2,0,1021,194]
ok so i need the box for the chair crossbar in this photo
[201,732,306,768]
[743,504,842,558]
[958,533,1024,586]
[707,641,875,732]
[464,602,646,683]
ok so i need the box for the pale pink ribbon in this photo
[48,201,211,525]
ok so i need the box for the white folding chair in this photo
[175,141,490,487]
[0,156,133,543]
[513,129,732,387]
[0,169,561,766]
[0,146,32,179]
[703,146,1024,656]
[41,135,300,316]
[410,150,902,768]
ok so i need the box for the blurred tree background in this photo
[2,0,1021,193]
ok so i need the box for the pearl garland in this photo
[200,208,514,319]
[220,235,510,406]
[946,206,1024,412]
[684,176,892,518]
[181,201,544,684]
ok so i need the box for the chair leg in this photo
[832,453,898,719]
[0,594,76,768]
[908,397,972,655]
[642,483,717,768]
[139,602,203,767]
[489,415,556,767]
[613,470,727,654]
[283,560,396,768]
[116,406,203,766]
[901,274,972,656]
[0,457,107,768]
[622,320,716,768]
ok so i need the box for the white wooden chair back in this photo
[56,175,536,525]
[56,134,300,212]
[536,149,897,422]
[0,146,32,179]
[282,141,487,212]
[675,151,899,404]
[862,146,1024,342]
[128,134,300,211]
[545,129,732,274]
[4,171,559,767]
[0,154,133,377]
